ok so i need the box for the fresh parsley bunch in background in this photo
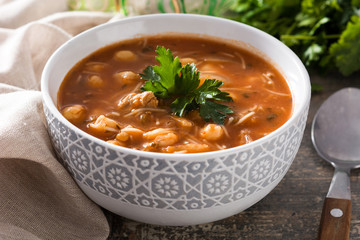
[229,0,360,76]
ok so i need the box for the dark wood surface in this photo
[104,72,360,240]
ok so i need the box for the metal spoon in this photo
[312,87,360,240]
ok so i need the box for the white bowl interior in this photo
[43,14,309,119]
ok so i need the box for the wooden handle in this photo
[318,198,352,240]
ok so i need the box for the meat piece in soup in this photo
[57,34,293,153]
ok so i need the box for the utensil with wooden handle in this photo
[312,87,360,240]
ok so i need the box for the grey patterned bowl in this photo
[41,14,310,226]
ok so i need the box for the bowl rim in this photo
[41,13,311,160]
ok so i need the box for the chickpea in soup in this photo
[58,34,293,153]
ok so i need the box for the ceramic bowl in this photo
[41,14,310,226]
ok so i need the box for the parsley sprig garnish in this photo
[140,46,233,125]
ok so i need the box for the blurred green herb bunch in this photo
[229,0,360,76]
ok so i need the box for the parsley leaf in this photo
[199,99,234,125]
[141,46,233,124]
[330,16,360,76]
[140,66,168,98]
[194,79,233,103]
[171,96,196,117]
[175,63,200,94]
[140,46,181,98]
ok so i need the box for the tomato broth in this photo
[58,34,293,153]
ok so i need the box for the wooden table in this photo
[104,71,360,239]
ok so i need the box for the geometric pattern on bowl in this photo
[44,104,308,211]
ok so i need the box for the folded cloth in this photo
[0,0,113,239]
[0,0,68,28]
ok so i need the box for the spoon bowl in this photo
[312,87,360,240]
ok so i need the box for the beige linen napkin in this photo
[0,1,114,239]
